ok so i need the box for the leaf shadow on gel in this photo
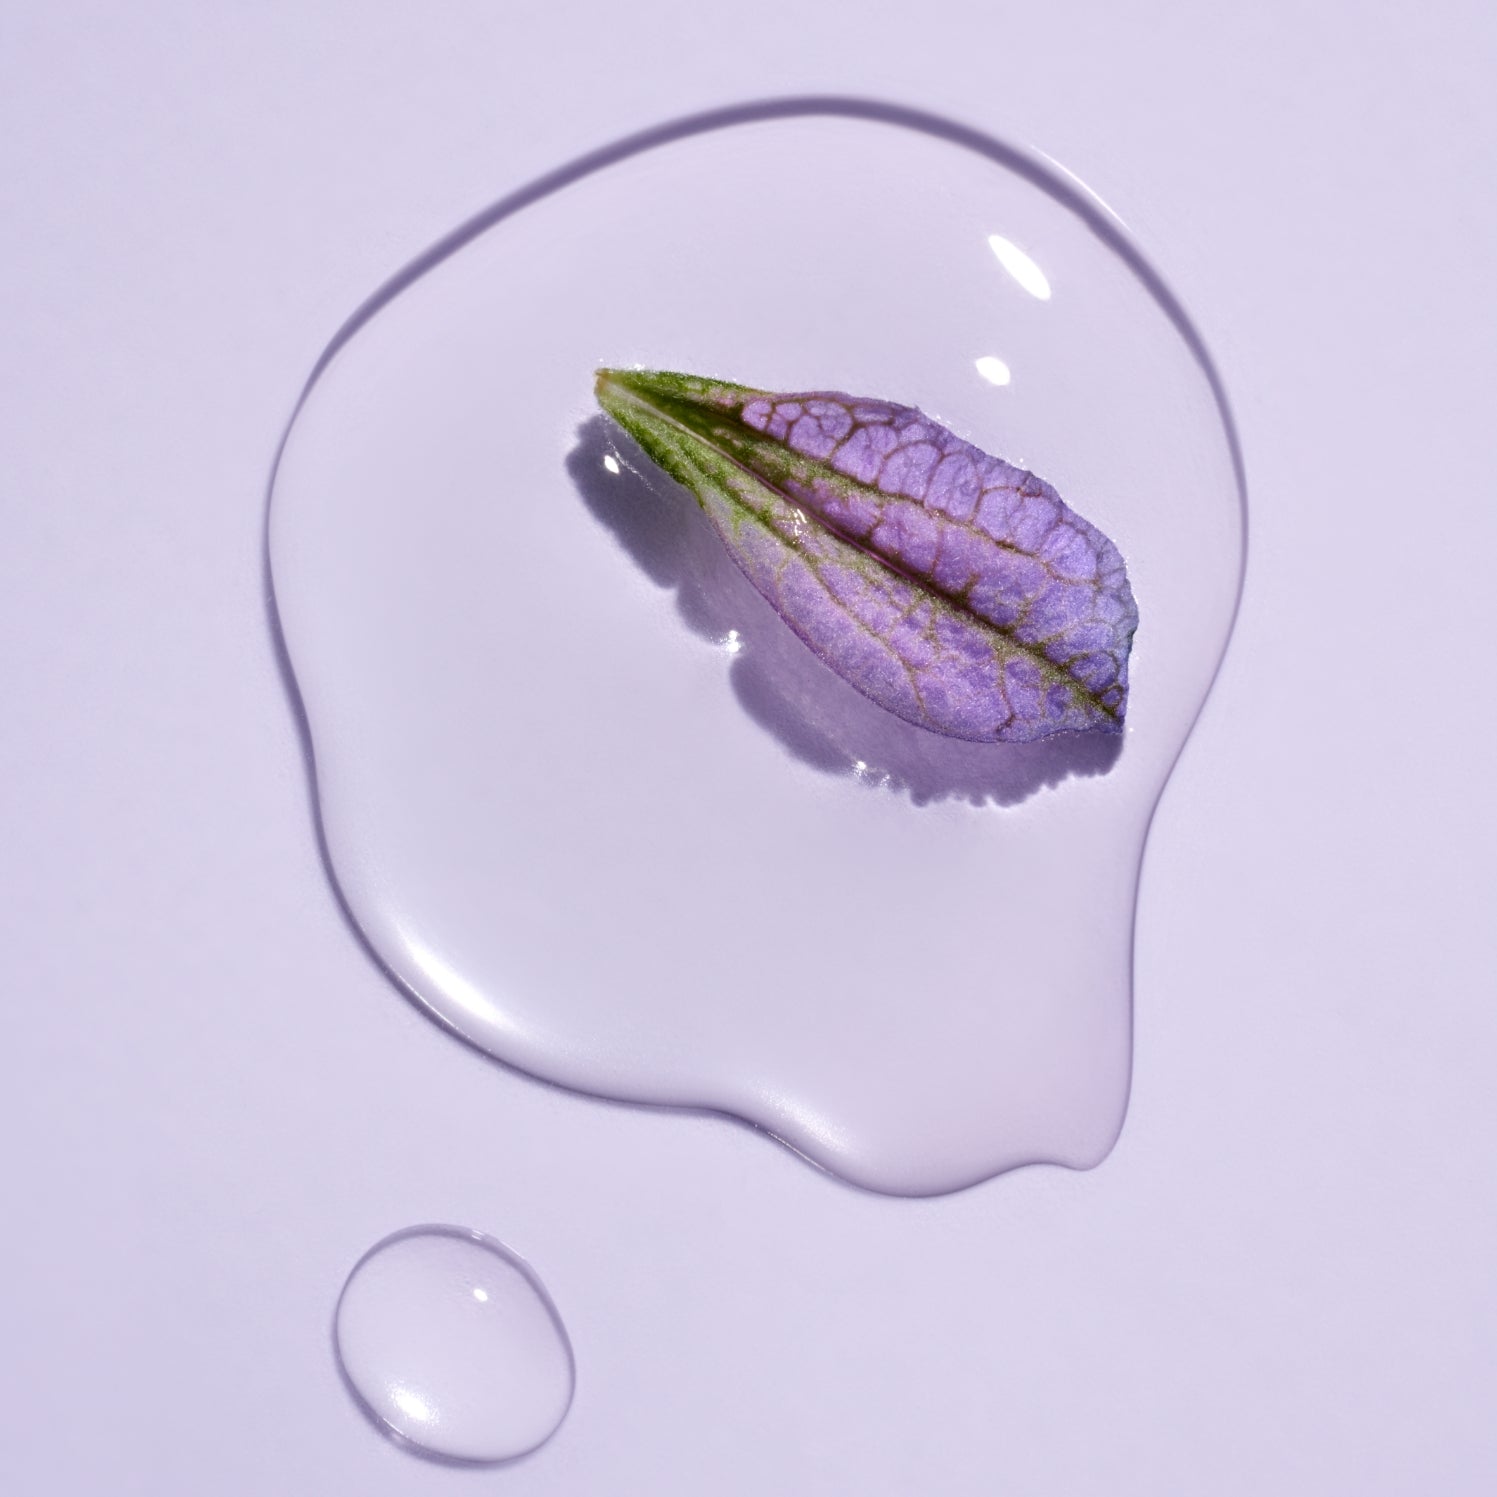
[567,416,1123,808]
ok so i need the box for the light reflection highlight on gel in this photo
[987,233,1052,299]
[974,355,1012,386]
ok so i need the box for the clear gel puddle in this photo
[334,1226,574,1463]
[271,106,1243,1195]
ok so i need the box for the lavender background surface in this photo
[3,3,1494,1493]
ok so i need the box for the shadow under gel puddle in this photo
[567,416,1123,808]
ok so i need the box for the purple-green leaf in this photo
[594,368,1138,744]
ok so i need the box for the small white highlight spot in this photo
[602,453,621,474]
[472,1287,489,1303]
[987,235,1052,300]
[723,629,743,655]
[392,1387,435,1424]
[975,355,1012,387]
[400,930,521,1040]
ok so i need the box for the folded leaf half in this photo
[595,367,1138,744]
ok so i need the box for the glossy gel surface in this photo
[334,1226,574,1463]
[271,107,1243,1195]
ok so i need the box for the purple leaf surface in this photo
[594,369,1138,744]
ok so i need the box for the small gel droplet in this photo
[334,1225,574,1464]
